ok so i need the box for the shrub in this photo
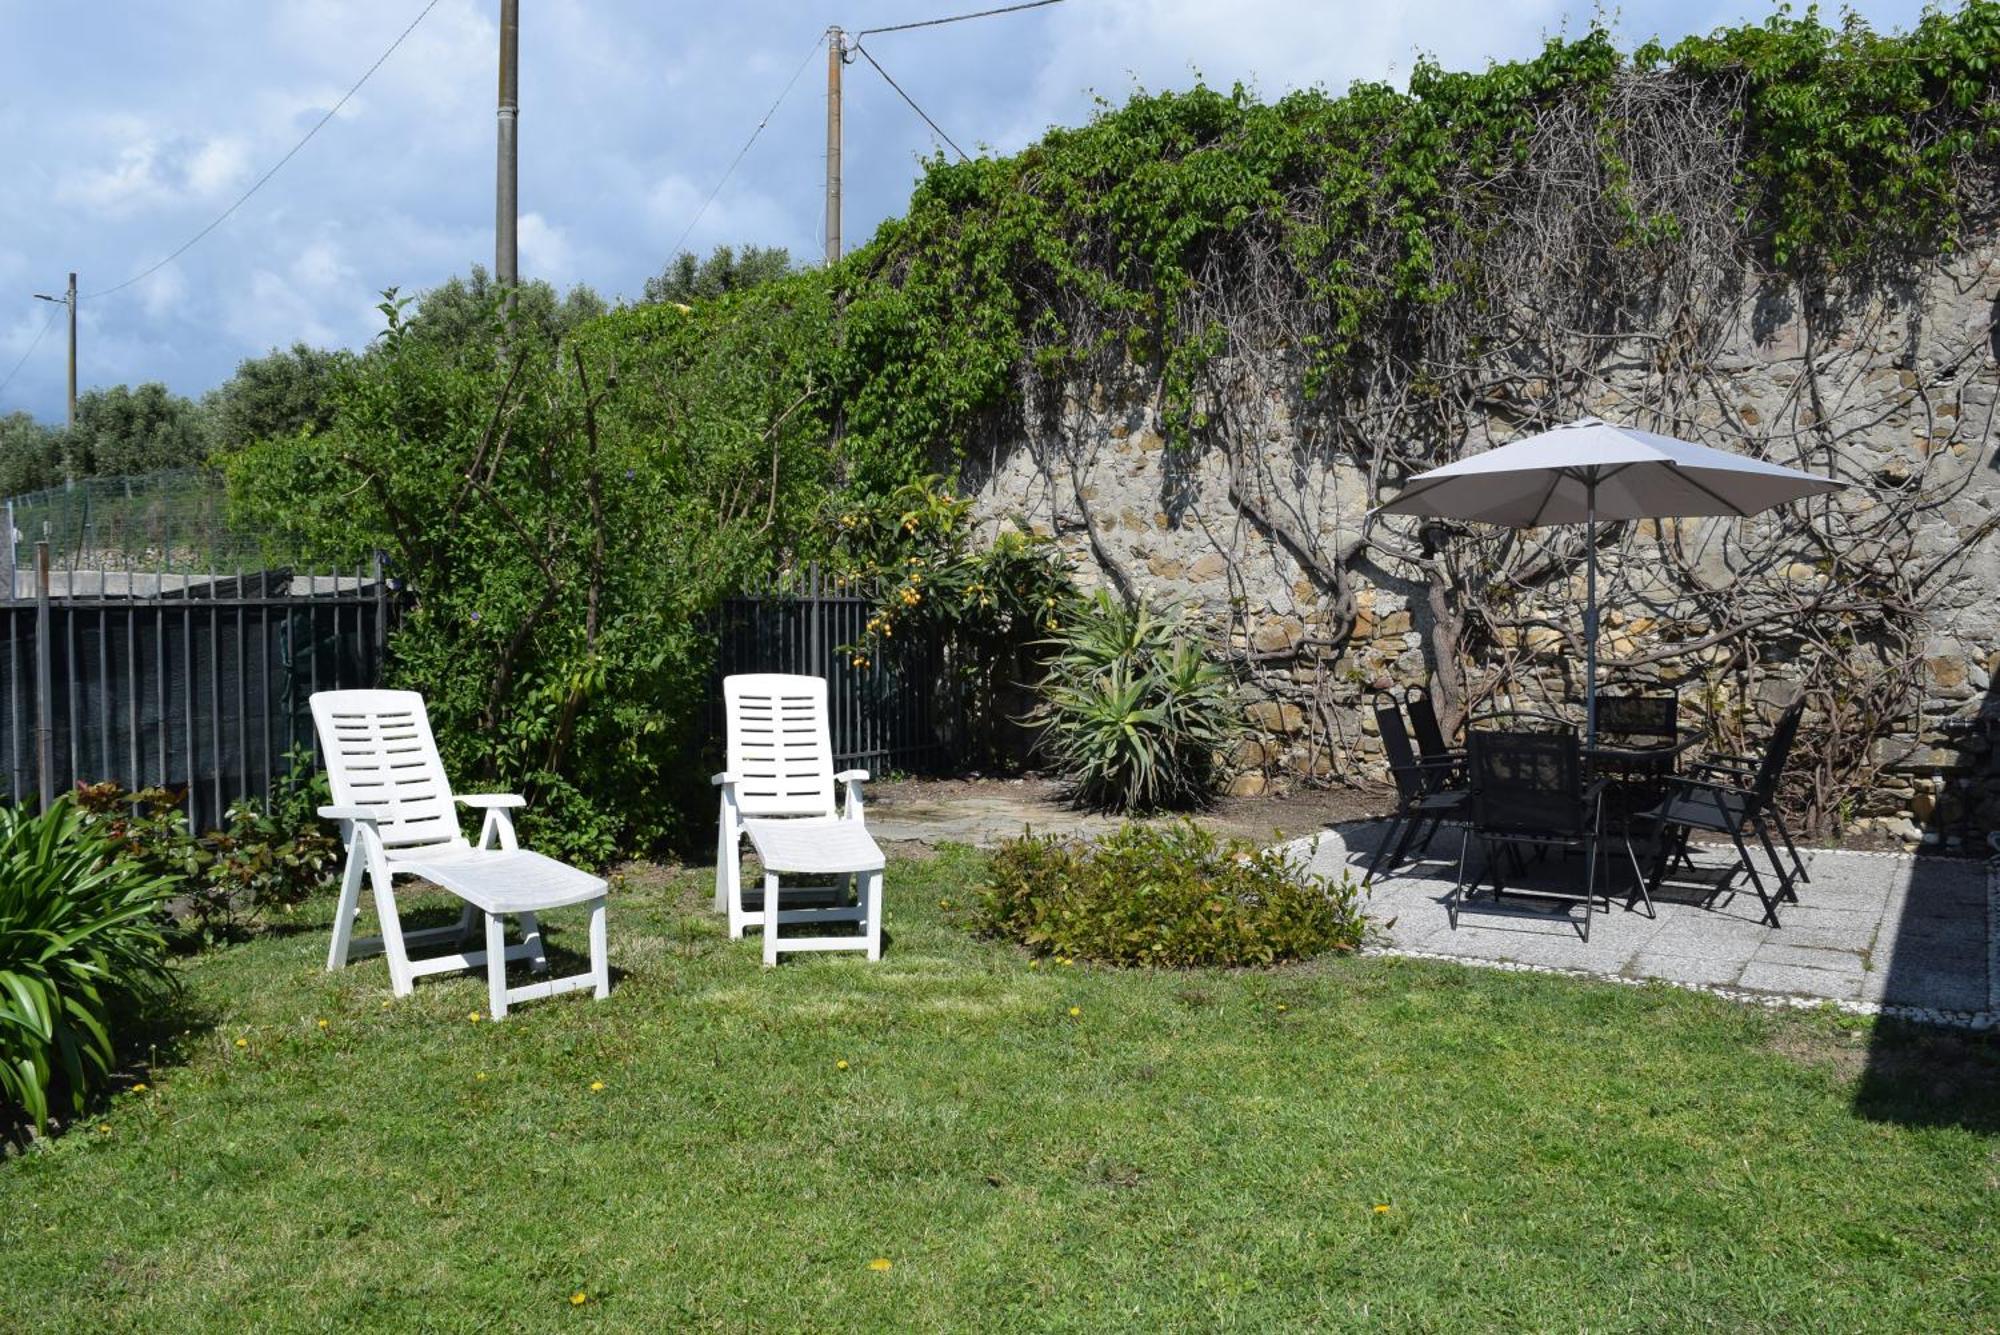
[0,798,180,1133]
[976,821,1364,967]
[1034,592,1240,812]
[72,761,338,946]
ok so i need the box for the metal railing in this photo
[1,543,389,830]
[712,563,962,775]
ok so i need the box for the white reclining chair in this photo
[310,689,610,1018]
[713,673,886,965]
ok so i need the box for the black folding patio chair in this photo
[1685,699,1812,887]
[1453,729,1643,941]
[1365,703,1467,885]
[1639,700,1806,927]
[1405,690,1461,775]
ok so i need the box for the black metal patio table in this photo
[1584,731,1702,835]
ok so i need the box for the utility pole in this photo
[32,272,77,485]
[63,272,75,430]
[31,272,76,429]
[825,26,844,265]
[496,0,519,289]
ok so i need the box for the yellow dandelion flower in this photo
[836,1059,849,1070]
[1276,1003,1288,1012]
[868,1258,893,1272]
[571,1290,589,1305]
[1028,959,1040,969]
[316,1018,329,1029]
[234,1038,248,1049]
[590,1080,606,1093]
[381,1000,392,1009]
[1061,957,1074,967]
[1373,1203,1392,1214]
[468,1011,481,1023]
[131,1082,147,1093]
[477,1072,488,1082]
[1068,1006,1082,1017]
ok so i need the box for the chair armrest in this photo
[711,771,738,787]
[457,793,525,809]
[1665,775,1744,799]
[833,769,870,784]
[318,804,377,823]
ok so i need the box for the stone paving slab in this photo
[1300,821,1993,1022]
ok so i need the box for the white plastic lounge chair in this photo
[310,689,610,1017]
[713,673,886,965]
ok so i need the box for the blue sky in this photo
[0,0,1938,422]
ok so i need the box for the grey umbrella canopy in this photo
[1374,417,1843,740]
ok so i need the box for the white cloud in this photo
[517,212,575,287]
[138,266,188,321]
[185,137,252,197]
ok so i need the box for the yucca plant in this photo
[1034,591,1240,812]
[1,797,179,1134]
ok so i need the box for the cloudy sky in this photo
[0,0,1937,422]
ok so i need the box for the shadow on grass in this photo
[1852,1017,2000,1134]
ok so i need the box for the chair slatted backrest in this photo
[309,689,466,853]
[1376,704,1431,800]
[1467,730,1587,837]
[1751,700,1806,813]
[724,674,836,819]
[1405,693,1452,763]
[1596,693,1678,743]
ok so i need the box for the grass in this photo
[2,845,1996,1331]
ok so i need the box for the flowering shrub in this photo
[976,821,1364,968]
[831,476,1077,762]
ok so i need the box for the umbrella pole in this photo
[1585,478,1598,747]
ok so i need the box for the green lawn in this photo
[3,846,1996,1331]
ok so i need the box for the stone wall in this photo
[960,246,2000,849]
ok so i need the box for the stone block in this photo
[1246,700,1307,733]
[1252,618,1303,653]
[1226,772,1268,798]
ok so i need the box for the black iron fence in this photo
[712,564,963,775]
[2,544,389,829]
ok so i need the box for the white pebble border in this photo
[1352,849,2000,1033]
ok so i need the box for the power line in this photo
[0,304,61,402]
[84,0,444,300]
[852,42,970,162]
[666,32,825,262]
[855,0,1065,39]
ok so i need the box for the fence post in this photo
[371,549,388,684]
[4,499,15,601]
[33,542,54,813]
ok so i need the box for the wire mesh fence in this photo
[3,469,276,595]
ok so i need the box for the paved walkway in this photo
[1296,821,1995,1024]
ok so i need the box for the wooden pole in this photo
[826,27,844,264]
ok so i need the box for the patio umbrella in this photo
[1373,417,1843,742]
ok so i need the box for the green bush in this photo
[976,821,1364,968]
[228,282,840,862]
[1034,592,1239,812]
[73,763,338,947]
[0,798,180,1134]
